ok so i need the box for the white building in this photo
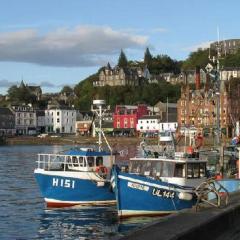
[137,115,178,137]
[11,104,37,135]
[45,108,76,134]
[137,116,160,135]
[220,67,240,81]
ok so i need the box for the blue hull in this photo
[217,179,240,192]
[34,172,116,207]
[114,172,196,217]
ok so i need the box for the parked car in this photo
[37,133,48,138]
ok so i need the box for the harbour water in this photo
[0,145,161,239]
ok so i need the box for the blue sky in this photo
[0,0,239,94]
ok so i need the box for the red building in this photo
[113,104,149,135]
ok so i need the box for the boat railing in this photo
[36,153,88,171]
[37,153,67,171]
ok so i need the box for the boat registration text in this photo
[52,177,75,189]
[152,188,175,199]
[127,181,149,191]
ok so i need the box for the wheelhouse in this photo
[129,158,207,179]
[36,148,113,172]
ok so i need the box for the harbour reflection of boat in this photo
[37,206,119,239]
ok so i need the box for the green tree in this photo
[7,84,36,104]
[182,48,215,70]
[118,49,128,68]
[144,47,153,67]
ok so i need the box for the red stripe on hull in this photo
[46,202,77,208]
[46,201,116,208]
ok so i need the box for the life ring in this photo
[96,165,108,175]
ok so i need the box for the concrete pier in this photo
[116,192,240,240]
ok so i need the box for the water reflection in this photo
[36,207,119,240]
[0,145,163,240]
[36,206,163,240]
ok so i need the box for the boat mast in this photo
[91,100,105,151]
[91,100,114,164]
[208,33,221,146]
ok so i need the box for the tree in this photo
[144,47,153,67]
[182,48,213,70]
[7,84,35,103]
[118,49,128,68]
[61,85,74,96]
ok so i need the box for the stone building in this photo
[94,63,146,87]
[210,39,240,55]
[19,80,42,100]
[177,69,231,137]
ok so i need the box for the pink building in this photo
[113,104,149,135]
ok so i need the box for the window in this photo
[96,157,103,166]
[57,118,60,123]
[87,157,94,167]
[161,162,175,177]
[174,164,185,177]
[187,163,206,178]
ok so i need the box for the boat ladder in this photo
[194,178,229,211]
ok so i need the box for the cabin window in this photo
[150,161,162,177]
[72,156,78,167]
[96,157,103,166]
[199,163,206,177]
[142,161,151,176]
[87,157,94,167]
[161,162,174,177]
[174,163,185,177]
[187,163,206,178]
[79,157,84,167]
[130,160,142,174]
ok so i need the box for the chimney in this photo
[205,73,210,91]
[195,66,200,90]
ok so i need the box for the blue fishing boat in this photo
[112,134,208,217]
[34,100,116,208]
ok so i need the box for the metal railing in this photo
[195,178,229,211]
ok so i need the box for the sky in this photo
[0,0,239,94]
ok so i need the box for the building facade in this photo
[113,104,149,135]
[177,70,231,137]
[220,67,240,81]
[0,107,15,136]
[36,110,45,133]
[210,39,240,55]
[45,107,76,134]
[94,63,146,87]
[11,104,37,135]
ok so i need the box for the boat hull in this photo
[114,172,196,217]
[34,170,116,208]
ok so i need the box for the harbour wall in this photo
[117,192,240,240]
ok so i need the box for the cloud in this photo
[0,79,62,89]
[0,26,148,67]
[0,79,19,87]
[182,41,213,52]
